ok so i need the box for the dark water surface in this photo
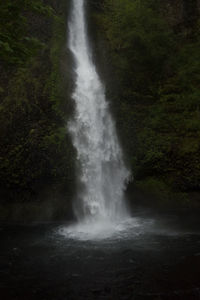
[1,212,200,300]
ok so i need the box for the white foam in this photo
[68,0,130,222]
[58,218,155,241]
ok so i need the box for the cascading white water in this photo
[68,0,130,224]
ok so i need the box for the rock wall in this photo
[161,0,200,27]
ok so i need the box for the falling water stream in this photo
[67,0,130,231]
[1,2,200,299]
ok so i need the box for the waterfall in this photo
[68,0,130,224]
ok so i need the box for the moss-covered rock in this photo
[93,0,200,207]
[0,0,75,216]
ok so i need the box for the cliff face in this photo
[0,0,200,220]
[161,0,200,27]
[91,0,200,208]
[0,0,75,220]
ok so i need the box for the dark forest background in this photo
[0,0,200,220]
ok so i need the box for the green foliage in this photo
[135,177,189,207]
[0,62,72,192]
[0,0,53,66]
[0,0,74,202]
[101,0,174,92]
[97,0,200,202]
[1,0,200,207]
